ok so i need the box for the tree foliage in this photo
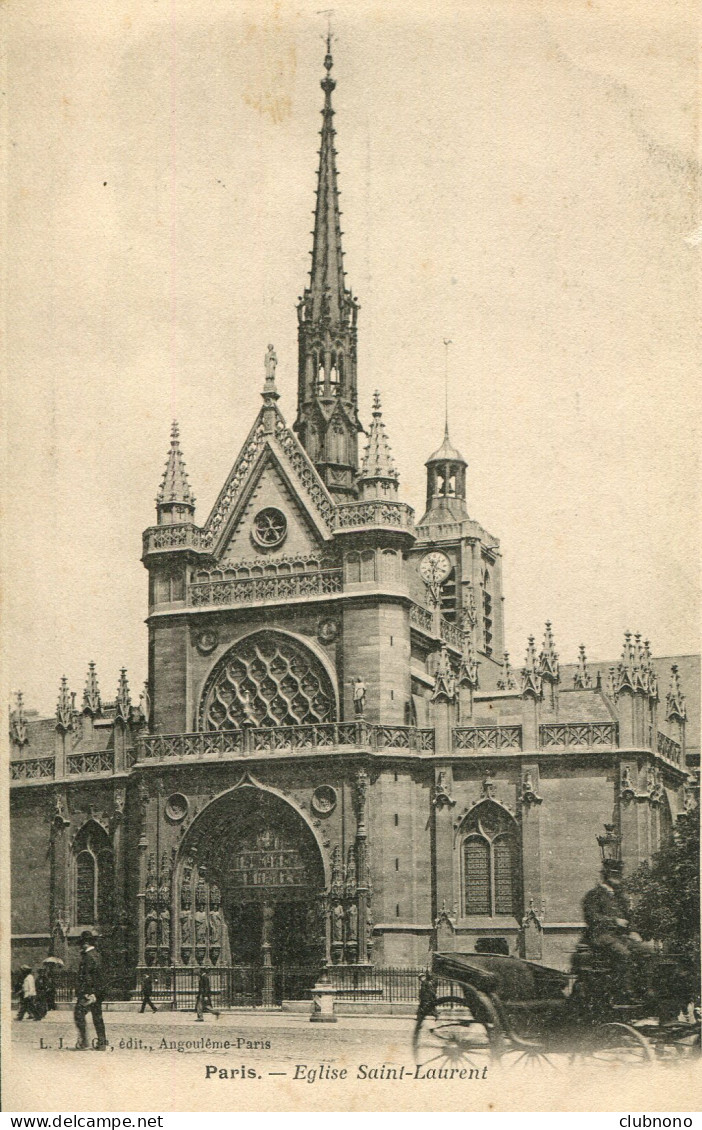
[625,809,700,989]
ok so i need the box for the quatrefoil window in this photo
[199,631,336,730]
[252,507,287,549]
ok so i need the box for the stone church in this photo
[10,42,699,1002]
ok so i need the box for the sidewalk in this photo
[25,1008,415,1032]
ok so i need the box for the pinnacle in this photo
[359,392,399,484]
[157,419,195,509]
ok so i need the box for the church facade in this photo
[10,43,699,1001]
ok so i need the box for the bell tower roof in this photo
[426,422,466,467]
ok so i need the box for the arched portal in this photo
[176,786,327,978]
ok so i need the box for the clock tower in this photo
[413,423,505,668]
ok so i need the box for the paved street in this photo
[8,1008,689,1113]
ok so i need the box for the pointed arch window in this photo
[329,354,340,394]
[462,802,519,918]
[482,569,493,657]
[73,822,114,927]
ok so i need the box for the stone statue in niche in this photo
[208,909,223,946]
[353,677,367,717]
[194,910,208,947]
[346,902,358,942]
[159,908,170,949]
[145,910,158,947]
[332,901,344,943]
[180,913,192,947]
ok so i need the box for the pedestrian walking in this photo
[15,966,39,1021]
[74,930,108,1050]
[140,971,158,1013]
[195,967,219,1021]
[35,967,49,1019]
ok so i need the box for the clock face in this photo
[420,551,451,586]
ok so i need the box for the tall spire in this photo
[358,392,399,499]
[308,36,346,324]
[294,39,363,500]
[156,421,196,525]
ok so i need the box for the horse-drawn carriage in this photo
[413,949,700,1070]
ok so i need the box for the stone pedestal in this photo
[310,972,337,1023]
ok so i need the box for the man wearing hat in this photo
[582,859,649,995]
[74,930,107,1050]
[15,965,39,1021]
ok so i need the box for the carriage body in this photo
[413,951,699,1068]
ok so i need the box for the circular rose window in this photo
[252,507,287,549]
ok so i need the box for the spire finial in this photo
[442,338,452,441]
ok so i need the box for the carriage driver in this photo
[581,858,651,995]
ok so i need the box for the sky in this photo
[4,0,700,716]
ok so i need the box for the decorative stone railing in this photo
[453,726,522,751]
[10,756,55,781]
[409,602,464,651]
[657,731,682,765]
[409,602,433,633]
[540,722,618,750]
[189,568,343,607]
[143,524,210,557]
[440,618,464,650]
[67,750,114,775]
[333,500,415,533]
[137,722,435,761]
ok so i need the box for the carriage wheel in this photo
[413,996,491,1070]
[494,1042,561,1072]
[584,1021,653,1065]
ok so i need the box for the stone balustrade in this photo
[540,722,618,750]
[189,568,343,608]
[10,718,687,782]
[67,750,114,775]
[332,500,415,532]
[453,725,522,751]
[657,730,682,766]
[137,722,435,761]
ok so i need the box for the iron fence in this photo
[48,964,454,1009]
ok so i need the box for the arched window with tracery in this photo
[199,630,337,730]
[73,822,114,927]
[462,802,520,918]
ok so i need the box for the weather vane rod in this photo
[317,9,335,47]
[442,338,452,438]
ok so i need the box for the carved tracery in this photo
[199,631,336,730]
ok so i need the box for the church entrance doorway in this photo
[176,786,326,1006]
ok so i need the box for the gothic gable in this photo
[201,404,335,557]
[217,454,328,565]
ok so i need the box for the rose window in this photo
[252,507,287,548]
[199,631,335,730]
